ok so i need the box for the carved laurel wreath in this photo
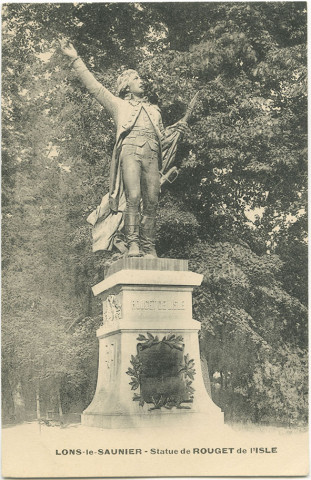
[126,332,196,411]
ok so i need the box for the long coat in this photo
[73,58,164,212]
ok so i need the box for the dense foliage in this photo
[2,2,307,426]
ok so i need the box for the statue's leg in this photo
[140,144,160,258]
[120,146,142,257]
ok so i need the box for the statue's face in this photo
[127,72,144,96]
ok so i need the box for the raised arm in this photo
[59,40,120,121]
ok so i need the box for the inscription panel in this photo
[126,333,195,411]
[131,299,185,311]
[124,290,192,320]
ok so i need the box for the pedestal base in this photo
[82,258,223,428]
[82,411,223,429]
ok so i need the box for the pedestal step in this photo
[82,411,222,429]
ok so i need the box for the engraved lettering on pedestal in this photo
[103,295,122,326]
[131,299,185,311]
[104,343,115,381]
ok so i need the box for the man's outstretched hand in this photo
[59,38,78,59]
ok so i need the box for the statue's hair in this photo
[116,69,139,98]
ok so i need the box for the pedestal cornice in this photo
[92,269,204,297]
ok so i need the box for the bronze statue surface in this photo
[60,40,189,258]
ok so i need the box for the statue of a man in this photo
[60,41,187,258]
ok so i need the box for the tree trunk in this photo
[220,370,224,389]
[200,356,212,397]
[86,284,92,316]
[36,379,41,421]
[57,386,64,424]
[12,380,26,423]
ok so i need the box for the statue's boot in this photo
[141,215,157,258]
[124,213,141,257]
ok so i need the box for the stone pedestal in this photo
[82,258,223,428]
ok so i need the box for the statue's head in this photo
[116,69,144,98]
